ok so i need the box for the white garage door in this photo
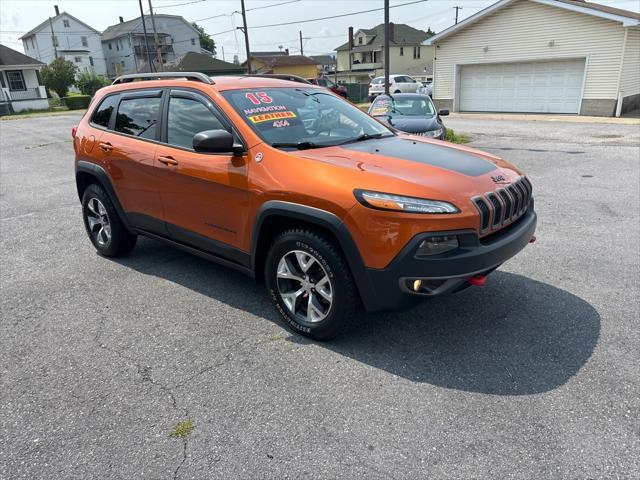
[459,59,585,114]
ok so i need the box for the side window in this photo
[166,96,226,150]
[317,78,327,86]
[115,96,162,139]
[91,95,120,128]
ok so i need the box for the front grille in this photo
[472,176,533,234]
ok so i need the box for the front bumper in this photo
[361,207,537,311]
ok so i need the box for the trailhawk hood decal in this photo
[340,135,496,176]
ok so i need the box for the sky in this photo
[1,0,639,62]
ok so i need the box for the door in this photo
[94,89,166,234]
[155,89,250,260]
[459,59,585,113]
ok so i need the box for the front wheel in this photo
[265,229,358,340]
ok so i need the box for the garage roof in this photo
[425,0,640,45]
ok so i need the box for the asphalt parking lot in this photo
[1,112,639,479]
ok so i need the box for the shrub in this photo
[75,69,111,96]
[444,128,471,144]
[40,58,77,99]
[62,95,91,110]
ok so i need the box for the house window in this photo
[358,36,363,45]
[400,47,403,56]
[6,71,26,91]
[63,19,70,28]
[413,46,421,59]
[121,60,125,67]
[108,42,112,50]
[30,37,35,49]
[191,38,195,45]
[116,41,120,51]
[89,56,94,66]
[52,36,59,47]
[74,56,82,63]
[81,36,88,47]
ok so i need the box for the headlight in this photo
[416,236,459,256]
[425,127,444,138]
[354,190,459,214]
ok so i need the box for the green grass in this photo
[444,128,471,144]
[169,419,194,439]
[0,107,75,121]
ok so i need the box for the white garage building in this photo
[426,0,639,116]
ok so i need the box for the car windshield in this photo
[371,97,436,117]
[222,87,393,149]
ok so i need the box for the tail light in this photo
[387,82,392,87]
[369,83,373,88]
[71,125,78,139]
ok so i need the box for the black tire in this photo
[265,229,358,341]
[81,183,137,257]
[393,90,402,94]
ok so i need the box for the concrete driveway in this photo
[1,113,638,479]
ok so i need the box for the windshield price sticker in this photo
[248,111,297,124]
[245,91,273,105]
[371,107,389,116]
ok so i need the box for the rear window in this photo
[371,77,385,84]
[114,96,161,139]
[91,94,119,128]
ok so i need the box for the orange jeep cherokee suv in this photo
[74,72,536,340]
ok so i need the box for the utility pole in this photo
[48,17,58,59]
[239,0,252,74]
[299,30,303,56]
[148,0,164,71]
[453,6,463,24]
[130,33,139,72]
[221,45,225,61]
[138,0,155,72]
[384,0,389,95]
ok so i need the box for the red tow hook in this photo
[468,275,487,287]
[529,235,537,244]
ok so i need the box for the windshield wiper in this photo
[338,132,389,145]
[271,141,321,150]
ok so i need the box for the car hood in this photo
[385,115,441,132]
[288,135,523,200]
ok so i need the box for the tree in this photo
[40,57,77,98]
[191,22,216,55]
[75,69,110,96]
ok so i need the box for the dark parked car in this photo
[368,93,448,139]
[307,76,348,98]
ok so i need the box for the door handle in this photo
[158,155,178,166]
[99,141,112,152]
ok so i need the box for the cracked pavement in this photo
[1,113,639,479]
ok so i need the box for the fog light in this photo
[416,236,458,257]
[413,279,422,292]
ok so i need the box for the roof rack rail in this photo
[112,72,214,85]
[242,74,311,84]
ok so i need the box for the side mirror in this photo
[438,109,450,116]
[192,129,243,154]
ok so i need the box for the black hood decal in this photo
[340,136,497,176]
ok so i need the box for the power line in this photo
[209,0,427,34]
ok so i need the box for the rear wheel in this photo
[82,184,136,257]
[265,229,357,340]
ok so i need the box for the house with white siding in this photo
[425,0,640,116]
[0,44,48,114]
[19,5,107,76]
[101,14,201,77]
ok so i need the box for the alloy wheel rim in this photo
[86,198,111,247]
[276,250,333,323]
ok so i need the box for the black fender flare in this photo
[251,201,379,311]
[75,160,131,230]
